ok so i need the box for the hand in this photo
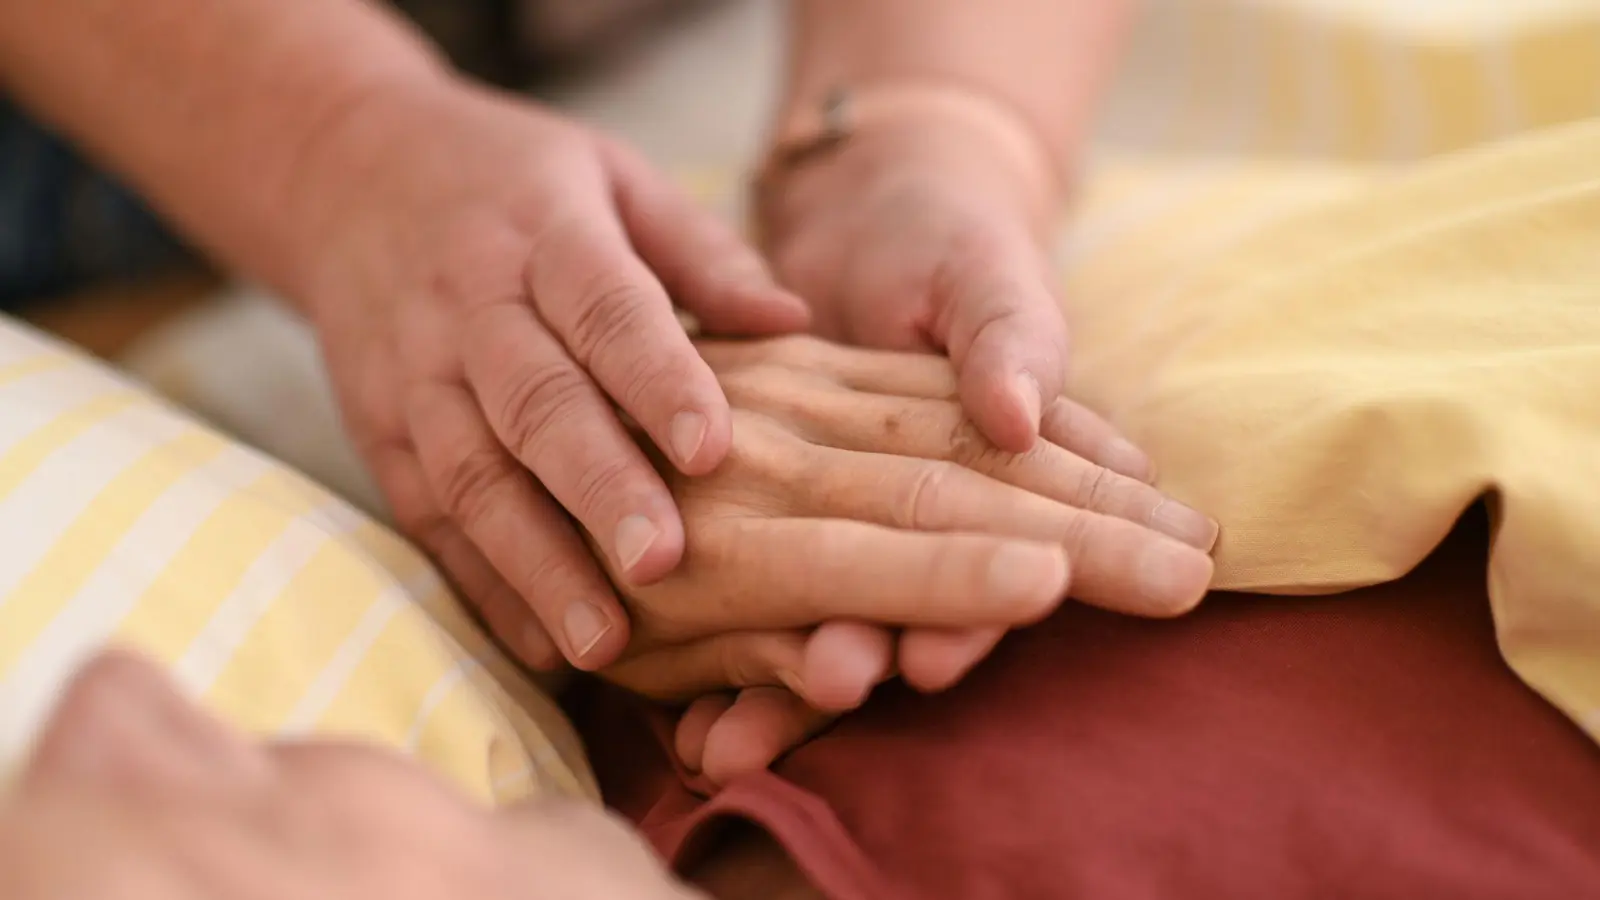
[2,650,701,900]
[593,336,1217,783]
[293,79,810,671]
[756,98,1114,463]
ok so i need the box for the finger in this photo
[798,620,895,711]
[700,687,836,786]
[430,522,564,671]
[898,628,1005,693]
[685,517,1069,632]
[605,141,812,335]
[696,337,1155,481]
[601,630,811,703]
[524,193,734,477]
[788,390,1216,550]
[675,694,734,774]
[407,379,629,668]
[697,336,958,399]
[462,304,687,585]
[804,448,1213,617]
[1039,397,1155,482]
[932,241,1070,454]
[603,621,891,710]
[364,440,561,669]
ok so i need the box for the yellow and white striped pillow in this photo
[0,319,593,805]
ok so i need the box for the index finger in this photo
[525,200,734,478]
[462,303,685,587]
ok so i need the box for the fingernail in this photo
[1149,500,1220,551]
[1104,437,1156,482]
[670,410,707,466]
[1013,373,1043,430]
[563,602,612,660]
[614,514,660,574]
[986,543,1069,610]
[1138,540,1214,614]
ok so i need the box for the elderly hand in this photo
[2,651,702,900]
[756,92,1108,463]
[595,336,1217,783]
[291,78,810,673]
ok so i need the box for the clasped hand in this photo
[293,81,1216,783]
[595,336,1217,781]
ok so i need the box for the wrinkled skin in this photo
[596,337,1218,783]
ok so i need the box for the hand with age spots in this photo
[584,336,1218,785]
[757,97,1099,462]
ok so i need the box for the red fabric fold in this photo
[571,514,1600,899]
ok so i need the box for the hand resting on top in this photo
[587,336,1219,782]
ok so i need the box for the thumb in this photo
[936,245,1070,454]
[604,140,812,336]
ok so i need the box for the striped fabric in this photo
[0,320,595,803]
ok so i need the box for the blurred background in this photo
[13,0,1600,513]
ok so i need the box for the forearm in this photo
[0,0,449,295]
[779,0,1132,173]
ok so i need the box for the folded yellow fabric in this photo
[1060,117,1600,742]
[0,321,594,803]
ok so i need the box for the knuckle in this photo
[566,275,656,366]
[434,445,510,522]
[516,544,589,611]
[1072,464,1116,512]
[716,638,766,688]
[570,454,642,523]
[718,364,819,422]
[494,363,590,462]
[394,503,452,551]
[899,461,957,531]
[1055,508,1101,557]
[722,409,796,472]
[761,333,830,369]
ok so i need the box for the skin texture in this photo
[772,0,1134,450]
[0,336,1212,899]
[0,652,705,900]
[0,0,812,677]
[0,0,1140,692]
[704,0,1138,762]
[605,337,1217,783]
[0,0,1174,873]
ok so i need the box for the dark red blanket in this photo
[571,513,1600,899]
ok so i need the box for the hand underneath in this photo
[292,79,809,672]
[593,337,1217,783]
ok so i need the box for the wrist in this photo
[753,82,1072,251]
